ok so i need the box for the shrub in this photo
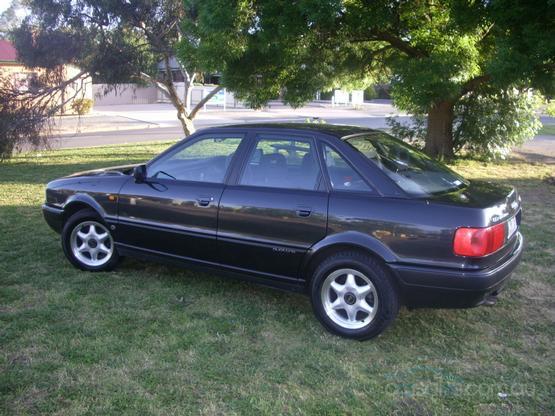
[364,85,378,101]
[0,74,52,161]
[387,89,542,160]
[70,98,93,115]
[545,100,555,116]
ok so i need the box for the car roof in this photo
[212,123,378,138]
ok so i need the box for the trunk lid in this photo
[429,180,520,223]
[428,180,522,269]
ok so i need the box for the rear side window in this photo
[323,145,372,192]
[239,136,320,190]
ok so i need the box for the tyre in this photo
[310,251,399,340]
[61,209,120,271]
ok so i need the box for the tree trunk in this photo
[139,69,223,138]
[424,101,455,159]
[178,113,196,136]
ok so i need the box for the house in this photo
[0,39,93,114]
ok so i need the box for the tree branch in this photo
[189,85,224,119]
[368,31,428,58]
[139,71,171,98]
[460,74,491,95]
[21,69,88,100]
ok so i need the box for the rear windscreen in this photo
[345,132,468,196]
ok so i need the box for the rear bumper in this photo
[389,232,524,308]
[42,204,64,233]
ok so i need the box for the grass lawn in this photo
[1,142,554,415]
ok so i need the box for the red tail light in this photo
[453,223,506,257]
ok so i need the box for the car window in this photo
[240,136,320,190]
[147,136,242,183]
[345,132,468,196]
[323,145,372,192]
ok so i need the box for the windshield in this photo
[344,132,468,196]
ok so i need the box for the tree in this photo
[185,0,555,158]
[0,66,85,160]
[12,0,223,136]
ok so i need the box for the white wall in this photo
[157,84,242,108]
[93,84,158,106]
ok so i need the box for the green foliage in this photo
[12,0,184,83]
[187,0,553,110]
[0,72,52,161]
[546,100,555,117]
[387,115,427,149]
[388,89,542,160]
[364,85,378,101]
[185,0,555,157]
[454,89,542,159]
[70,98,93,115]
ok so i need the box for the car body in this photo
[42,124,523,339]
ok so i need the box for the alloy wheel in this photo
[320,268,379,329]
[70,221,114,267]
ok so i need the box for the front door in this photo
[217,133,328,278]
[116,133,245,263]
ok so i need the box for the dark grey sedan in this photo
[43,124,523,339]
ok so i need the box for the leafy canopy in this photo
[185,0,554,111]
[12,0,192,83]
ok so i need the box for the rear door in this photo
[217,132,328,279]
[116,133,245,263]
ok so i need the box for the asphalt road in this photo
[51,115,413,148]
[49,103,554,162]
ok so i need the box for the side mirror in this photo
[133,164,147,183]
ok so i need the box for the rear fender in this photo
[301,231,398,277]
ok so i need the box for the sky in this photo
[0,1,29,22]
[0,0,13,14]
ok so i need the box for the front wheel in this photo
[61,209,120,271]
[310,251,399,340]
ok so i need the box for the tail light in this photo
[453,223,506,257]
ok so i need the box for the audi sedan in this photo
[42,124,523,339]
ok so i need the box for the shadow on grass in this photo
[513,151,555,165]
[0,159,149,184]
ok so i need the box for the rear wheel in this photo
[310,251,399,340]
[62,209,119,271]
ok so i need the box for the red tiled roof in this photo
[0,39,18,62]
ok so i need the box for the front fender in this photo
[63,193,108,219]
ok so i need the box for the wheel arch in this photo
[62,194,106,223]
[301,231,401,288]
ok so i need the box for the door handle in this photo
[296,208,312,217]
[197,196,214,207]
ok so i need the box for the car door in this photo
[217,132,329,279]
[116,133,246,263]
